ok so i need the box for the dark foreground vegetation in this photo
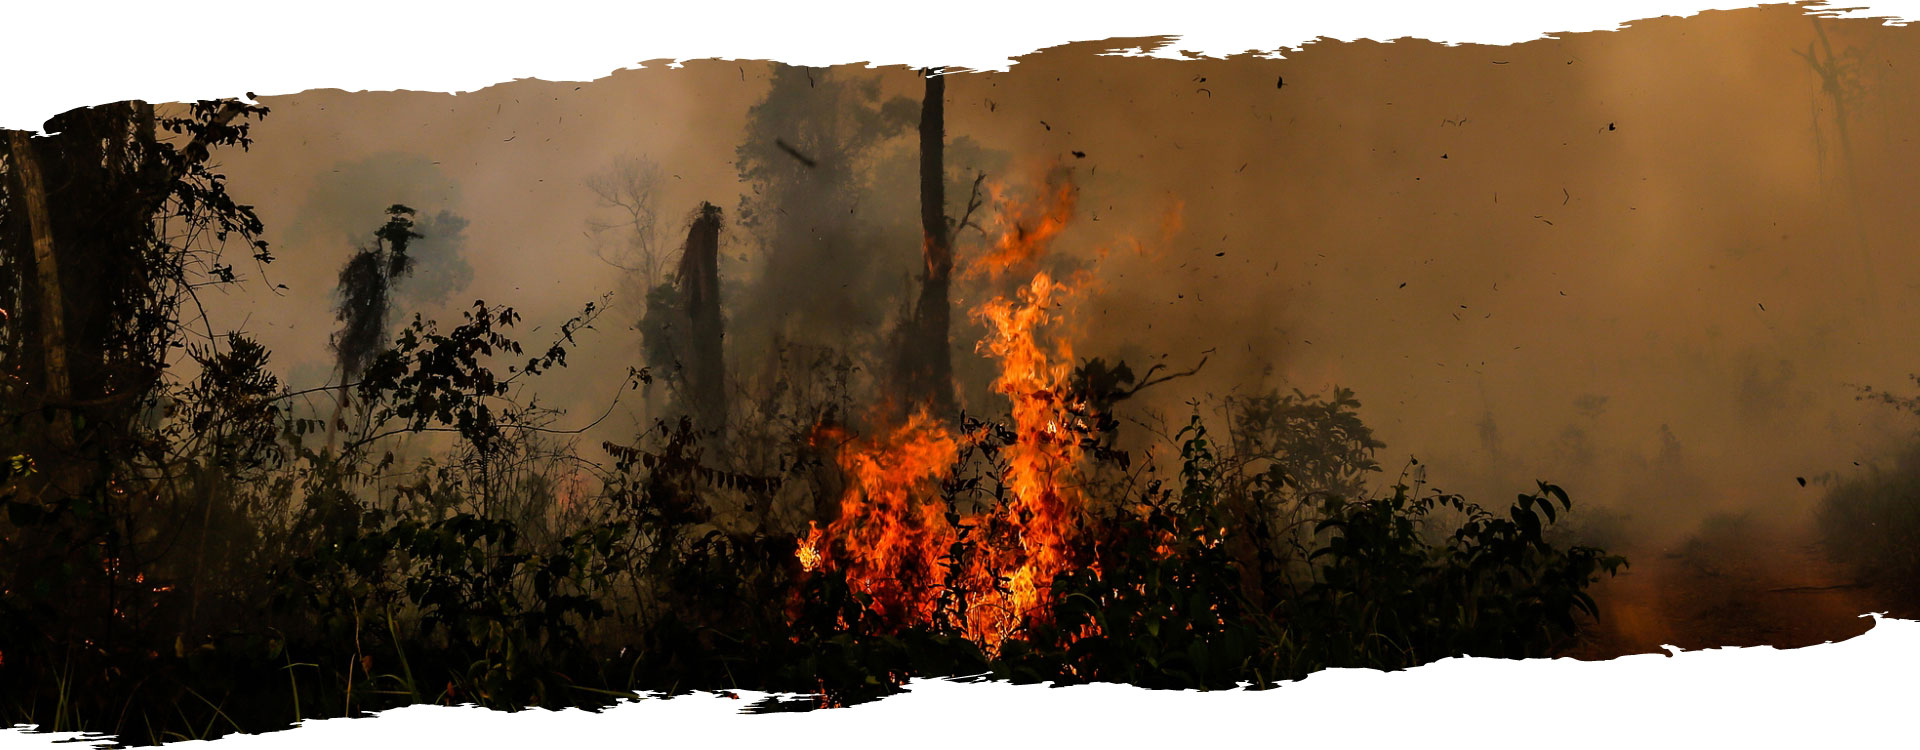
[1,97,1624,745]
[1819,376,1920,600]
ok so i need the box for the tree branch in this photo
[954,171,989,236]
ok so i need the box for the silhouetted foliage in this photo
[0,95,1627,747]
[332,205,423,386]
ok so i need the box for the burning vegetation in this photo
[800,176,1095,649]
[0,66,1634,743]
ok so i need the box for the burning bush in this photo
[775,171,1625,692]
[792,401,1625,693]
[0,136,1630,743]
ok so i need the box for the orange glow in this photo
[802,410,961,626]
[795,171,1111,651]
[1159,198,1186,244]
[796,522,824,572]
[967,180,1079,280]
[957,267,1089,645]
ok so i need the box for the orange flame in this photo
[959,269,1088,644]
[968,180,1078,279]
[795,171,1099,650]
[796,523,824,572]
[805,410,962,625]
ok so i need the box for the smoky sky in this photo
[194,4,1920,547]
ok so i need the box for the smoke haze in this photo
[196,3,1920,550]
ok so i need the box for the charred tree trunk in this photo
[1,102,255,468]
[895,68,958,419]
[680,202,727,437]
[0,101,264,664]
[4,131,74,450]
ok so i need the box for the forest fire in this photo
[795,177,1097,650]
[18,18,1920,740]
[796,410,961,624]
[971,180,1079,276]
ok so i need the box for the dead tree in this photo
[326,205,422,451]
[0,99,265,485]
[679,202,728,436]
[4,131,74,450]
[893,68,959,419]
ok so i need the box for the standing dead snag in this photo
[679,202,728,437]
[3,131,73,450]
[894,67,959,419]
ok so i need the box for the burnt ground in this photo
[1561,514,1920,659]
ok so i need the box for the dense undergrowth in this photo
[0,298,1625,742]
[0,98,1628,746]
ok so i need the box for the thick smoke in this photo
[729,65,918,362]
[398,209,474,308]
[280,153,475,372]
[727,66,1017,420]
[191,5,1920,557]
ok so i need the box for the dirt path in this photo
[1562,515,1916,659]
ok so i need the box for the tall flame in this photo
[960,269,1088,644]
[796,174,1096,650]
[802,410,960,626]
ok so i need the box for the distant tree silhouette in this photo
[678,203,728,436]
[327,205,422,447]
[733,66,916,356]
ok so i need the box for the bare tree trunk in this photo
[680,202,727,437]
[6,130,75,450]
[897,68,958,419]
